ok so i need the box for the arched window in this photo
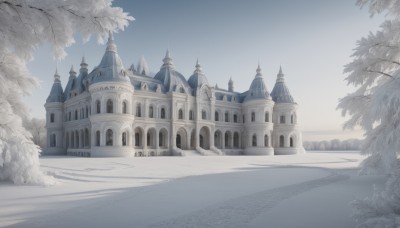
[75,110,78,120]
[233,114,238,123]
[264,134,269,147]
[147,133,151,146]
[225,112,229,122]
[178,109,183,119]
[252,134,257,147]
[135,133,140,146]
[233,132,239,148]
[122,132,127,146]
[290,137,294,147]
[50,113,55,123]
[106,129,113,146]
[176,134,181,149]
[50,134,56,147]
[159,132,163,147]
[215,111,219,121]
[280,115,286,124]
[96,131,100,146]
[280,135,285,147]
[84,129,89,147]
[160,108,166,119]
[265,112,269,122]
[291,115,294,124]
[202,110,206,120]
[180,87,185,93]
[136,103,141,117]
[251,112,255,122]
[106,99,113,113]
[189,110,193,120]
[96,100,101,114]
[225,132,229,147]
[122,101,127,114]
[149,106,154,118]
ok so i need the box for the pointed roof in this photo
[137,56,149,75]
[271,66,294,103]
[46,69,64,103]
[80,56,88,68]
[244,64,270,102]
[188,59,209,89]
[154,50,190,92]
[89,32,130,85]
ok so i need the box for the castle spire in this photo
[228,76,234,92]
[277,65,285,83]
[80,56,88,68]
[255,63,262,78]
[54,67,60,82]
[106,31,117,53]
[194,58,203,74]
[162,49,175,69]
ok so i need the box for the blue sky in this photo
[26,0,383,141]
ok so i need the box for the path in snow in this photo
[149,168,348,228]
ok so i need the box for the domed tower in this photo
[271,67,304,154]
[88,32,134,157]
[44,69,65,155]
[243,64,274,155]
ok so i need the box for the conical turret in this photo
[188,58,209,89]
[244,64,270,102]
[271,66,294,103]
[46,68,64,103]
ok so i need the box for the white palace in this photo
[44,33,304,157]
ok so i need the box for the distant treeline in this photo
[303,139,363,151]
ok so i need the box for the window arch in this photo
[122,101,127,114]
[215,111,219,121]
[50,134,56,147]
[96,100,101,114]
[264,134,269,147]
[106,99,113,113]
[189,110,194,120]
[136,103,142,117]
[252,134,257,147]
[178,109,183,119]
[160,108,166,119]
[149,106,154,118]
[280,135,285,147]
[280,115,286,124]
[106,129,113,146]
[96,131,100,146]
[225,111,229,122]
[122,132,127,146]
[265,112,269,122]
[50,113,55,123]
[202,110,207,120]
[251,112,255,122]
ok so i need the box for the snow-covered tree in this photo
[0,0,133,184]
[338,0,400,227]
[23,118,46,148]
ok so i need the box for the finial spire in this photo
[228,76,234,92]
[106,31,117,52]
[162,49,174,69]
[256,63,262,77]
[54,67,60,82]
[69,65,75,73]
[194,58,203,74]
[276,66,285,83]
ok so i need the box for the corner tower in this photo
[271,67,304,154]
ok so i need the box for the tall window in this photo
[290,137,294,147]
[159,132,164,147]
[149,106,154,118]
[291,115,294,124]
[136,103,141,117]
[147,133,151,146]
[178,109,183,119]
[252,134,257,147]
[225,112,229,122]
[280,135,284,147]
[86,106,89,117]
[75,110,78,120]
[96,131,100,146]
[265,112,269,122]
[215,112,219,121]
[122,101,127,114]
[264,134,269,147]
[233,132,239,148]
[280,115,286,124]
[251,112,255,122]
[189,110,193,120]
[233,114,238,123]
[160,108,166,119]
[50,113,55,123]
[202,110,206,120]
[106,99,113,113]
[106,129,113,146]
[122,132,127,146]
[50,134,56,147]
[135,133,140,146]
[225,132,229,147]
[96,100,101,114]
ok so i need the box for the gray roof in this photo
[153,50,190,92]
[46,70,64,103]
[89,33,130,85]
[244,65,271,102]
[188,60,209,89]
[270,67,294,103]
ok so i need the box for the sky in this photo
[26,0,384,141]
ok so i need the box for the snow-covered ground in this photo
[0,152,385,228]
